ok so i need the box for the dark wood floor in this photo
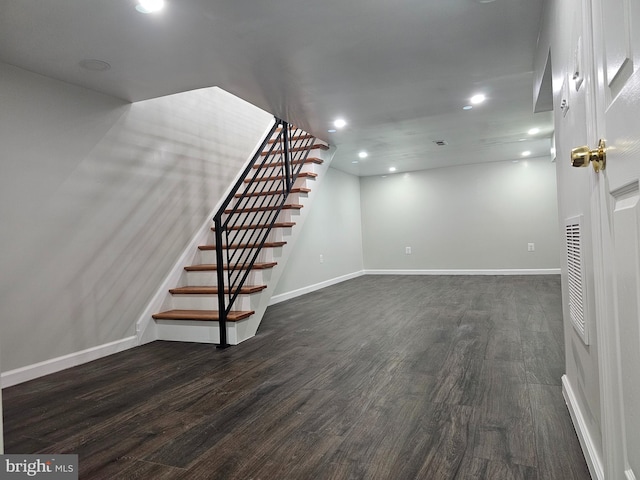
[3,275,591,479]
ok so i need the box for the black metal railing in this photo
[212,118,317,347]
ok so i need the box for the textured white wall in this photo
[360,158,561,271]
[0,63,271,371]
[273,167,364,296]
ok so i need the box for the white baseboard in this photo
[1,336,138,388]
[363,268,561,275]
[269,270,365,305]
[562,375,604,480]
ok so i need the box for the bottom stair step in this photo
[169,285,267,295]
[152,309,254,322]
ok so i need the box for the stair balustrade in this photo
[213,118,316,347]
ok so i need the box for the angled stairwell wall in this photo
[0,62,274,385]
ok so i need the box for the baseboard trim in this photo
[269,270,365,305]
[562,375,604,480]
[363,268,561,275]
[1,336,138,388]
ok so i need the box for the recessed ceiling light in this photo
[522,151,531,157]
[352,161,359,164]
[358,151,368,158]
[389,167,397,172]
[333,118,347,129]
[518,138,526,142]
[528,127,540,135]
[470,94,486,105]
[463,105,473,110]
[136,0,164,13]
[327,129,337,133]
[78,59,111,71]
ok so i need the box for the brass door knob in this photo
[571,139,606,172]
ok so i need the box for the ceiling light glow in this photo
[136,0,164,13]
[522,151,531,157]
[358,151,368,158]
[528,127,540,135]
[333,118,347,129]
[389,167,397,172]
[470,94,486,104]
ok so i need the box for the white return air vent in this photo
[565,215,589,344]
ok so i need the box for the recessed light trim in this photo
[327,129,337,133]
[463,105,473,110]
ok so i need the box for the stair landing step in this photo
[185,262,277,271]
[152,309,254,322]
[199,242,286,250]
[169,285,267,295]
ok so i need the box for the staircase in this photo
[151,119,331,347]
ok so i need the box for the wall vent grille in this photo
[566,215,589,344]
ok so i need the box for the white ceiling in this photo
[0,0,552,176]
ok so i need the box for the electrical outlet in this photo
[405,246,412,255]
[528,243,535,252]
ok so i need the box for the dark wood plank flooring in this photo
[2,275,591,479]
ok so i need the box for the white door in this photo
[584,0,640,477]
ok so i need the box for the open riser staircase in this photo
[152,119,333,346]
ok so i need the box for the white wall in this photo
[0,63,271,372]
[360,157,561,271]
[272,167,364,299]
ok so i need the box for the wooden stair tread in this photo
[253,157,324,169]
[234,187,311,198]
[245,172,317,183]
[185,262,277,271]
[260,144,329,156]
[169,285,267,295]
[152,309,254,322]
[224,204,302,214]
[268,134,315,144]
[212,222,296,231]
[199,242,286,250]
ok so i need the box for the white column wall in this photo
[272,167,364,300]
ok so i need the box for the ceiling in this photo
[0,0,552,176]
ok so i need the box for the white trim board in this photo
[269,270,365,306]
[1,336,138,388]
[562,375,604,480]
[363,268,561,275]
